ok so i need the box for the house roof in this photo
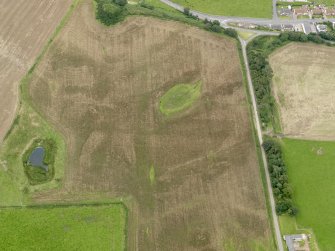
[312,8,323,15]
[325,8,335,15]
[284,234,308,251]
[280,8,292,15]
[294,6,309,15]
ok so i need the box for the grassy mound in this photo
[0,204,126,251]
[159,82,201,116]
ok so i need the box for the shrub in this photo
[224,28,238,38]
[140,2,154,10]
[115,0,127,6]
[95,0,125,26]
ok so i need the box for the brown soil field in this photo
[270,43,335,140]
[28,1,274,250]
[0,0,72,143]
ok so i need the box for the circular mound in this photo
[159,82,202,116]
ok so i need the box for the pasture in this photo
[281,138,335,251]
[270,43,335,140]
[25,0,274,250]
[170,0,272,18]
[0,204,126,251]
[0,0,73,143]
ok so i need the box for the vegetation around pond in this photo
[159,82,202,116]
[22,138,57,185]
[0,204,127,251]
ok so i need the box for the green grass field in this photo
[170,0,272,18]
[0,204,126,251]
[159,82,201,116]
[281,138,335,251]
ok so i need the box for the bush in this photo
[203,19,224,33]
[115,0,127,6]
[224,28,238,38]
[95,0,125,26]
[263,139,297,216]
[140,2,154,10]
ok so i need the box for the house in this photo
[316,24,328,32]
[271,24,282,30]
[294,5,310,16]
[283,24,294,31]
[284,234,310,251]
[325,7,335,16]
[279,7,292,16]
[312,7,324,16]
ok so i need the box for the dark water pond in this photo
[28,147,48,171]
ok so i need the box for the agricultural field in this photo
[270,43,335,140]
[12,0,276,250]
[280,138,335,251]
[0,204,126,251]
[0,0,73,143]
[170,0,272,18]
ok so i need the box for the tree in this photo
[184,7,190,16]
[114,0,127,6]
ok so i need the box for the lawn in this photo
[0,204,126,251]
[281,138,335,251]
[159,82,201,116]
[170,0,272,18]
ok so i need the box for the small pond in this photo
[28,147,48,171]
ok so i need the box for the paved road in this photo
[273,0,278,20]
[240,38,284,251]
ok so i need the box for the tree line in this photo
[263,139,297,216]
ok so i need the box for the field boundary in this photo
[236,40,278,250]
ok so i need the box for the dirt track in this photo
[29,1,274,250]
[270,43,335,140]
[0,0,72,143]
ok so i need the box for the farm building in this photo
[284,234,310,251]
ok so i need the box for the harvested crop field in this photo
[270,43,335,140]
[28,1,274,250]
[0,0,73,143]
